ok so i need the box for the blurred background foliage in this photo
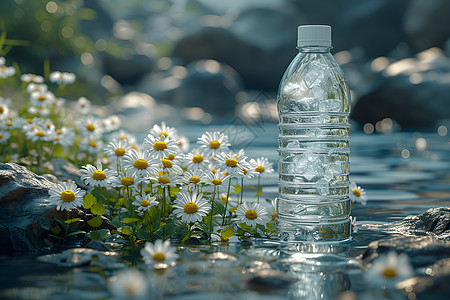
[1,0,450,128]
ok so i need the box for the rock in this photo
[390,207,450,241]
[38,248,124,269]
[404,0,450,52]
[352,48,450,127]
[87,240,111,252]
[0,163,112,252]
[0,163,54,252]
[360,236,450,268]
[172,6,300,91]
[247,269,297,293]
[101,52,156,85]
[44,158,88,190]
[138,59,243,117]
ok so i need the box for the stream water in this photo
[0,123,449,299]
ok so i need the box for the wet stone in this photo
[247,269,297,293]
[38,248,124,269]
[87,240,111,252]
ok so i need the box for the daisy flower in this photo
[349,182,368,205]
[79,137,103,155]
[80,161,115,187]
[149,121,178,139]
[24,126,52,142]
[0,64,16,79]
[51,127,75,147]
[172,191,209,223]
[149,171,180,189]
[176,135,190,153]
[364,251,414,288]
[184,150,209,170]
[197,131,230,157]
[214,149,250,177]
[157,157,184,175]
[76,97,91,115]
[263,199,278,223]
[250,157,274,178]
[235,202,270,227]
[100,115,121,132]
[26,83,48,94]
[77,115,104,138]
[48,181,86,211]
[141,239,179,267]
[110,171,145,192]
[27,106,50,117]
[143,134,179,159]
[108,268,148,300]
[20,73,44,83]
[110,129,137,145]
[203,169,230,187]
[104,139,131,166]
[122,149,157,177]
[0,130,11,143]
[50,71,76,84]
[0,103,9,120]
[132,194,158,213]
[0,114,22,130]
[181,169,206,188]
[29,91,55,108]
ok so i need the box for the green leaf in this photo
[53,217,67,229]
[169,186,179,197]
[120,227,133,235]
[64,218,81,225]
[128,235,137,243]
[234,184,241,194]
[256,187,263,197]
[213,200,225,215]
[88,216,103,228]
[91,202,106,216]
[86,229,110,241]
[48,234,64,240]
[136,228,151,241]
[92,187,106,203]
[51,226,61,235]
[66,230,86,238]
[229,206,238,213]
[117,197,127,206]
[83,193,96,209]
[221,226,235,239]
[121,218,139,224]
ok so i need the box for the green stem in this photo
[222,178,232,226]
[102,187,113,218]
[65,209,70,239]
[257,175,261,204]
[37,140,42,168]
[209,186,216,240]
[240,177,244,205]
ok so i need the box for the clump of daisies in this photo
[349,181,368,205]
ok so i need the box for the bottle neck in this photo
[297,46,331,53]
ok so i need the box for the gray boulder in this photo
[0,163,54,252]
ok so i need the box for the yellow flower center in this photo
[220,194,227,201]
[272,212,278,222]
[209,140,220,149]
[353,188,361,197]
[245,209,258,220]
[224,171,230,176]
[140,200,150,207]
[5,121,13,127]
[89,140,97,148]
[159,131,169,137]
[189,176,201,184]
[114,148,125,156]
[153,252,166,262]
[256,166,265,173]
[54,137,60,141]
[211,179,222,186]
[86,124,95,132]
[211,168,216,174]
[192,154,204,164]
[26,118,33,124]
[225,158,238,167]
[35,131,45,137]
[382,267,397,278]
[38,95,46,101]
[184,201,199,214]
[167,153,175,160]
[134,158,148,170]
[56,129,63,135]
[92,170,106,181]
[0,134,3,139]
[120,135,127,140]
[121,177,134,186]
[60,190,76,203]
[243,168,248,175]
[158,176,170,184]
[153,141,167,151]
[162,159,173,169]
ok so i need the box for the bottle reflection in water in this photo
[277,25,351,242]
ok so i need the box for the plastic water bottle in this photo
[277,25,351,242]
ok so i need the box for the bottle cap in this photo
[297,25,332,47]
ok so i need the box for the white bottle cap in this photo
[297,25,332,48]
